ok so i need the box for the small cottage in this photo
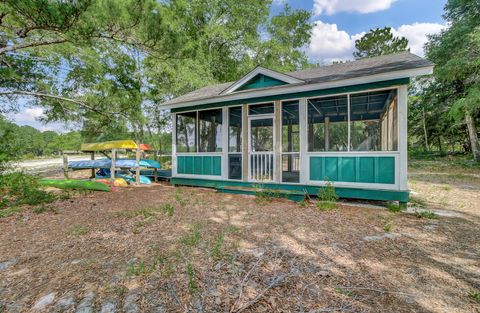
[161,52,433,204]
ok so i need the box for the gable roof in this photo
[162,52,433,110]
[220,66,304,94]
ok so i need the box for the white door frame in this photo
[248,114,276,182]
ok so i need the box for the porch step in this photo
[216,185,306,202]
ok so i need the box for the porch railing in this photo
[249,152,274,182]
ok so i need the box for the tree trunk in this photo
[465,111,480,161]
[422,107,429,151]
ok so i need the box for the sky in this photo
[8,0,448,132]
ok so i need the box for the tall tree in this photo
[353,27,409,59]
[426,0,480,161]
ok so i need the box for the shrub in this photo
[0,172,56,217]
[317,178,338,211]
[387,202,402,213]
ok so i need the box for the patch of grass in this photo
[160,203,174,217]
[386,202,402,213]
[469,290,480,303]
[415,210,437,219]
[209,233,225,260]
[0,206,22,218]
[174,188,188,207]
[180,223,201,247]
[127,260,152,276]
[105,284,127,297]
[69,225,90,236]
[383,218,394,232]
[334,287,353,297]
[317,179,338,211]
[253,183,280,204]
[187,263,198,294]
[127,253,166,277]
[409,197,427,208]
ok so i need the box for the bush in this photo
[317,178,339,211]
[0,172,56,214]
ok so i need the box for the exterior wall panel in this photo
[309,156,395,184]
[177,155,221,176]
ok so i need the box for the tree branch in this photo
[0,90,125,118]
[0,38,68,55]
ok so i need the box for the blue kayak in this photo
[69,158,160,169]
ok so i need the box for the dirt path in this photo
[1,183,479,313]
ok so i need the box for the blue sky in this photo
[9,0,448,132]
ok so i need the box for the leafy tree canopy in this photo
[353,27,409,59]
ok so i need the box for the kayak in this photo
[39,179,111,192]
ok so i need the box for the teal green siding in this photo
[177,156,221,176]
[309,156,395,184]
[170,177,409,202]
[238,74,288,90]
[172,78,409,113]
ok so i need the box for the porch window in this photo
[176,111,196,152]
[228,106,242,179]
[307,89,398,152]
[281,100,300,183]
[350,89,398,151]
[198,109,222,152]
[308,95,349,151]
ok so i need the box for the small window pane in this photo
[308,95,348,151]
[282,154,300,183]
[251,118,274,152]
[228,154,242,180]
[198,109,222,152]
[350,89,397,151]
[176,112,196,152]
[282,101,300,152]
[228,107,242,152]
[249,103,274,115]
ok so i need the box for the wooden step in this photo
[216,185,306,202]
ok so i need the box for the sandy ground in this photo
[16,156,95,174]
[0,159,479,312]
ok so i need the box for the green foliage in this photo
[317,179,339,211]
[469,290,480,303]
[353,27,409,59]
[186,263,198,294]
[209,233,225,260]
[383,218,394,232]
[415,210,437,219]
[387,202,402,213]
[0,172,56,214]
[174,188,188,207]
[180,223,201,247]
[69,225,90,236]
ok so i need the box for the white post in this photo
[221,107,229,180]
[172,113,177,177]
[135,145,141,185]
[110,148,116,186]
[398,85,408,191]
[299,98,308,184]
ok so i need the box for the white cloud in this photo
[393,23,446,56]
[308,21,446,62]
[11,107,45,123]
[308,21,364,62]
[314,0,396,15]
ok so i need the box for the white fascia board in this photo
[220,66,304,95]
[162,65,433,110]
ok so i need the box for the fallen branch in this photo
[335,286,414,297]
[233,273,289,313]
